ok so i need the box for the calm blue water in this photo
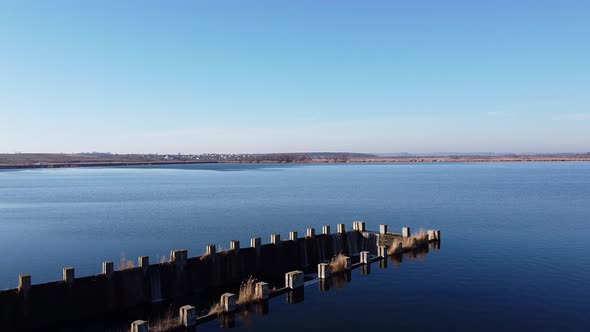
[1,162,590,331]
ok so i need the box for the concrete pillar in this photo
[352,221,358,231]
[18,274,31,292]
[221,293,236,312]
[306,227,315,238]
[63,267,74,283]
[402,226,411,238]
[379,224,388,234]
[271,233,281,245]
[436,230,441,240]
[377,246,388,258]
[357,221,366,232]
[131,320,148,332]
[251,237,261,256]
[318,263,331,279]
[251,237,261,248]
[230,240,240,252]
[102,261,114,277]
[337,224,346,234]
[179,305,196,327]
[289,231,298,241]
[206,244,216,256]
[360,251,370,264]
[255,281,269,300]
[322,225,330,235]
[285,270,304,289]
[344,256,352,270]
[171,249,188,265]
[138,256,149,270]
[427,230,436,241]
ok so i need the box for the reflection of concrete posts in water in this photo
[221,313,236,328]
[361,264,371,275]
[429,240,441,250]
[329,271,352,289]
[286,288,305,304]
[255,300,269,316]
[379,258,388,269]
[389,253,403,265]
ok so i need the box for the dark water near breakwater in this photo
[1,162,590,331]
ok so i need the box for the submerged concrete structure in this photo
[0,222,440,331]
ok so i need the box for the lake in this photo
[1,162,589,331]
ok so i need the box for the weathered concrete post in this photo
[63,267,74,283]
[353,221,365,231]
[285,271,304,289]
[102,261,114,277]
[171,249,188,266]
[323,225,330,235]
[221,293,236,312]
[255,281,269,300]
[179,305,196,327]
[357,221,366,232]
[337,224,346,234]
[18,274,31,292]
[306,227,315,238]
[271,233,281,245]
[206,244,216,256]
[379,224,388,234]
[402,226,411,238]
[318,263,331,279]
[377,246,388,258]
[344,256,352,270]
[251,237,261,255]
[289,231,298,241]
[426,229,441,242]
[131,320,148,332]
[360,251,370,264]
[230,240,240,252]
[138,256,149,274]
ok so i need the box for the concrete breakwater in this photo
[0,222,440,331]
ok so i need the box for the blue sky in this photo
[1,0,589,154]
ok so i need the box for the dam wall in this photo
[0,222,440,331]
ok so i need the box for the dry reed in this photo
[236,276,259,305]
[208,300,224,315]
[388,228,429,255]
[329,254,348,274]
[118,254,135,270]
[150,309,179,332]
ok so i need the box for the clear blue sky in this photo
[1,0,588,154]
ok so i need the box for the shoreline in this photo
[2,156,590,169]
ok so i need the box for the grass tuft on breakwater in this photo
[118,254,136,270]
[236,277,259,305]
[387,228,430,255]
[150,309,178,332]
[329,254,348,274]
